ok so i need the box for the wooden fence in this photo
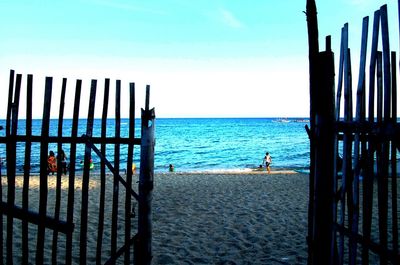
[0,70,155,264]
[307,2,400,264]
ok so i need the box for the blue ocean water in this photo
[0,118,310,173]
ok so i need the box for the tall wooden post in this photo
[135,85,155,265]
[312,37,336,265]
[305,0,319,263]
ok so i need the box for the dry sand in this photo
[2,171,309,264]
[153,172,309,264]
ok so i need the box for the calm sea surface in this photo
[0,118,310,173]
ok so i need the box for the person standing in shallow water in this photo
[263,152,272,174]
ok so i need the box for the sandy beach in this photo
[2,170,309,264]
[152,172,309,264]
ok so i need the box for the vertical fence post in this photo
[125,82,136,264]
[6,73,21,265]
[79,79,97,264]
[36,76,53,264]
[65,79,82,265]
[312,36,336,265]
[22,74,33,264]
[96,78,110,264]
[2,69,15,265]
[135,85,155,265]
[52,77,67,263]
[111,80,121,257]
[305,1,319,262]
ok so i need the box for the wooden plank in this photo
[332,29,345,265]
[305,2,319,261]
[344,47,355,265]
[338,24,349,265]
[312,37,336,265]
[363,10,380,265]
[335,26,346,121]
[369,10,380,122]
[6,73,21,265]
[376,51,389,265]
[125,82,136,264]
[79,79,97,264]
[5,70,15,137]
[111,80,121,256]
[96,78,110,264]
[22,74,33,265]
[390,51,398,256]
[1,69,14,265]
[349,16,369,265]
[333,26,346,265]
[381,5,391,120]
[135,85,155,265]
[82,138,139,200]
[380,7,391,265]
[1,202,73,234]
[52,77,67,263]
[36,76,53,264]
[65,79,82,265]
[105,235,137,265]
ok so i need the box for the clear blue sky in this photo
[0,0,398,118]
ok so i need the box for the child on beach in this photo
[47,150,57,175]
[263,152,272,174]
[58,149,68,175]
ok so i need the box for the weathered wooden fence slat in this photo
[380,7,392,265]
[111,80,121,258]
[305,1,319,262]
[22,74,33,265]
[135,85,155,265]
[36,76,53,264]
[362,11,381,265]
[376,50,389,265]
[125,82,136,264]
[80,79,97,264]
[0,70,11,265]
[312,36,335,264]
[52,77,67,263]
[390,51,398,255]
[65,79,82,265]
[349,16,369,265]
[6,73,21,265]
[96,78,110,264]
[368,10,380,124]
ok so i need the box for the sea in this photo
[0,118,310,174]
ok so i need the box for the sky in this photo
[0,0,399,118]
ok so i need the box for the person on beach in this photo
[169,164,174,172]
[263,152,272,174]
[47,150,57,175]
[58,149,68,174]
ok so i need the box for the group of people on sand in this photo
[48,149,100,175]
[47,149,68,175]
[48,152,271,175]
